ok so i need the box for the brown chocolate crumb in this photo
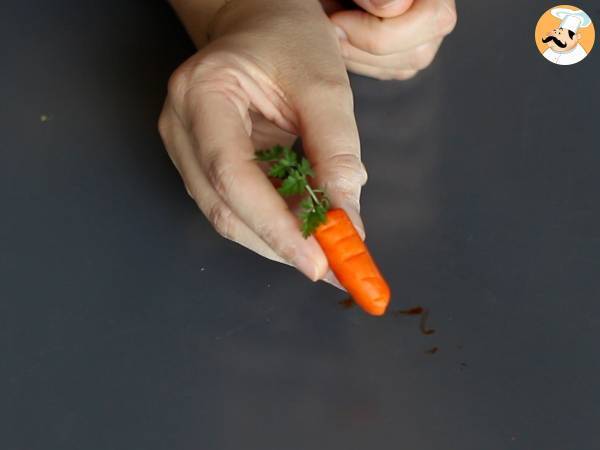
[392,305,436,335]
[392,306,423,317]
[338,297,355,309]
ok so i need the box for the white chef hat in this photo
[551,8,592,33]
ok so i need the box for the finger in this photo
[351,0,414,18]
[340,38,443,70]
[293,77,368,240]
[322,269,347,292]
[344,59,418,80]
[159,103,291,265]
[186,89,329,281]
[331,0,457,55]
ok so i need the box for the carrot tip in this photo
[315,208,391,317]
[360,296,390,316]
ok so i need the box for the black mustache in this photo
[542,35,567,48]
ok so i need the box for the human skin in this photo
[160,0,367,287]
[161,0,457,288]
[321,0,457,80]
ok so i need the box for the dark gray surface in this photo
[2,1,600,449]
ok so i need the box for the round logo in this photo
[535,5,595,65]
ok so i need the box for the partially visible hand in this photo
[322,0,457,80]
[159,0,367,286]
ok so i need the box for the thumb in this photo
[294,79,368,240]
[351,0,413,18]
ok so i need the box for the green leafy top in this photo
[255,145,330,237]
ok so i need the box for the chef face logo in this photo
[535,5,595,65]
[542,27,580,51]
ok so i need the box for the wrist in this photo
[168,0,228,48]
[207,0,329,41]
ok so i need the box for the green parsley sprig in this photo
[255,145,330,238]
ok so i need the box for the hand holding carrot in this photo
[158,0,368,285]
[256,145,391,316]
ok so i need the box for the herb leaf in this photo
[300,197,314,212]
[298,157,314,177]
[255,145,330,238]
[282,147,298,166]
[278,171,305,196]
[255,145,284,162]
[268,161,289,179]
[300,202,328,237]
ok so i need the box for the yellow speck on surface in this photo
[40,114,50,123]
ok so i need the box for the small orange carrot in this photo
[315,209,390,316]
[255,145,391,316]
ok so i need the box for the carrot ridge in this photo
[315,208,391,316]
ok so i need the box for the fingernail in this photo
[293,247,327,282]
[321,270,347,292]
[334,26,347,40]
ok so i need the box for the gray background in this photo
[2,1,600,449]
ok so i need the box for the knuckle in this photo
[167,51,242,106]
[157,111,170,140]
[369,69,400,81]
[255,219,295,262]
[166,65,192,102]
[393,69,418,80]
[166,54,230,106]
[394,70,418,81]
[208,202,235,239]
[312,76,351,96]
[363,33,389,56]
[410,44,437,70]
[437,3,458,36]
[205,155,237,199]
[305,75,354,108]
[320,153,368,190]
